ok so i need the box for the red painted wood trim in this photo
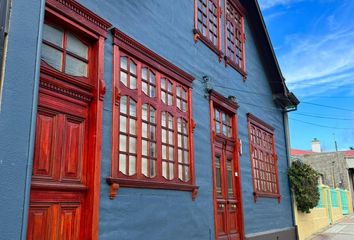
[209,89,239,113]
[224,0,247,78]
[193,0,223,60]
[247,113,281,203]
[106,177,199,192]
[46,0,112,38]
[247,113,275,131]
[112,28,194,87]
[209,92,245,240]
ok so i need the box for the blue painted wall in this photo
[0,0,44,239]
[0,0,294,239]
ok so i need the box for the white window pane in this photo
[130,62,136,75]
[169,163,174,180]
[184,151,189,164]
[150,108,155,123]
[130,76,136,89]
[162,161,167,179]
[161,78,166,89]
[169,131,173,144]
[43,24,63,47]
[142,68,148,80]
[130,119,136,135]
[120,96,127,114]
[66,32,88,59]
[162,129,166,143]
[119,135,126,152]
[168,116,173,129]
[176,99,181,110]
[149,72,155,84]
[184,136,188,148]
[162,145,167,159]
[168,82,172,92]
[119,154,126,174]
[120,57,128,70]
[142,140,148,156]
[161,112,166,127]
[142,82,148,95]
[150,86,155,97]
[182,102,187,112]
[169,147,174,160]
[184,166,190,182]
[120,71,127,86]
[129,156,136,176]
[129,137,136,154]
[142,104,148,121]
[178,164,183,180]
[178,149,183,163]
[161,92,166,104]
[182,89,187,100]
[178,134,182,147]
[65,55,88,77]
[142,123,148,138]
[142,157,148,177]
[130,100,136,117]
[119,116,127,133]
[41,44,63,71]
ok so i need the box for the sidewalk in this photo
[310,214,354,240]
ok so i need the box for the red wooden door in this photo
[27,85,90,240]
[214,139,241,240]
[26,21,101,240]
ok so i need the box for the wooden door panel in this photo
[216,204,228,236]
[59,204,81,240]
[62,117,85,182]
[27,204,52,240]
[32,111,58,180]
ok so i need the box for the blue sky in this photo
[258,0,354,151]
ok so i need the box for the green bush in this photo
[288,160,320,213]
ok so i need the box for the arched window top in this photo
[141,67,156,97]
[120,56,137,89]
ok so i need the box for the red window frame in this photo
[193,0,223,59]
[247,113,280,202]
[224,0,246,78]
[107,28,198,200]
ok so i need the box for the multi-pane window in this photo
[41,23,89,77]
[225,0,245,74]
[214,108,232,138]
[113,53,194,185]
[194,0,222,56]
[248,114,280,201]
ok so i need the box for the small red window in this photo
[224,0,246,76]
[194,0,222,58]
[247,113,280,202]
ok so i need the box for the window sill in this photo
[224,56,247,80]
[253,191,281,203]
[193,29,223,60]
[106,176,199,200]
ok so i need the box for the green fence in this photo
[316,185,324,208]
[340,189,349,215]
[330,189,339,208]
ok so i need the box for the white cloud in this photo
[258,0,304,10]
[275,1,354,97]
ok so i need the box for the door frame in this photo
[209,90,245,240]
[28,1,111,239]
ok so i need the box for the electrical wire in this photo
[289,118,354,130]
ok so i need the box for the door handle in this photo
[218,204,225,208]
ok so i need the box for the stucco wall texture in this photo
[0,0,295,239]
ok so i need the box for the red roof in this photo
[343,150,354,157]
[291,149,313,156]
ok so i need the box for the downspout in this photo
[20,0,46,238]
[283,109,298,240]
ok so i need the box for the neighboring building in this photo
[0,0,299,240]
[291,140,354,209]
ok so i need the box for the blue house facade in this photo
[0,0,299,240]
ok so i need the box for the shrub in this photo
[288,160,320,213]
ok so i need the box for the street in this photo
[311,214,354,240]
